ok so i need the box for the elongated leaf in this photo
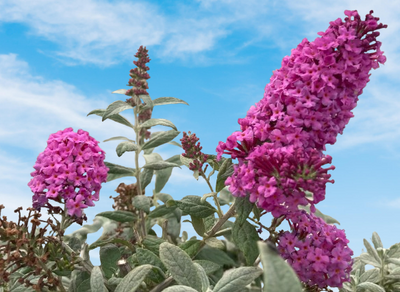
[100,244,121,279]
[359,253,381,268]
[142,130,180,150]
[148,204,178,218]
[112,89,127,94]
[132,195,151,214]
[258,241,302,292]
[140,168,154,190]
[143,161,180,170]
[77,279,91,292]
[195,246,236,266]
[136,248,166,271]
[216,159,234,193]
[175,195,216,218]
[163,286,198,292]
[104,162,136,182]
[364,239,382,265]
[194,263,210,292]
[359,268,380,283]
[235,196,254,225]
[115,264,153,292]
[298,205,340,225]
[87,109,134,128]
[205,237,225,250]
[154,155,183,193]
[194,260,221,275]
[142,236,165,256]
[191,215,206,237]
[232,220,259,265]
[388,243,400,258]
[160,242,202,291]
[104,136,134,142]
[90,266,107,292]
[140,118,177,130]
[116,141,139,157]
[179,239,202,258]
[213,267,262,292]
[139,94,154,110]
[153,96,189,106]
[356,282,385,292]
[96,210,137,223]
[371,232,384,249]
[103,100,134,121]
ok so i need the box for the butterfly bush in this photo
[28,128,108,218]
[216,9,386,289]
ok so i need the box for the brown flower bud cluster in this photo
[181,131,209,172]
[110,182,144,212]
[0,205,77,291]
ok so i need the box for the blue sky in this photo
[1,0,400,273]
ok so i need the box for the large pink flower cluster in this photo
[278,211,353,288]
[28,128,108,218]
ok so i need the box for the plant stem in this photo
[200,172,223,218]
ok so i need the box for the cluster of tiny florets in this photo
[278,211,353,289]
[28,128,108,218]
[181,131,209,172]
[126,46,151,103]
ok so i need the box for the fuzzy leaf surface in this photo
[90,266,107,292]
[104,162,136,182]
[356,282,385,292]
[153,96,189,106]
[114,264,153,292]
[175,195,216,218]
[213,267,263,292]
[96,210,137,223]
[142,130,180,150]
[102,100,134,121]
[87,108,134,128]
[100,244,121,279]
[116,141,139,157]
[140,118,177,130]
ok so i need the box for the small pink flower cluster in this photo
[278,211,353,289]
[28,128,108,218]
[181,131,209,172]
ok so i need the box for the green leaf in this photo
[194,263,210,292]
[356,282,385,292]
[142,236,166,256]
[162,286,199,292]
[77,278,91,292]
[100,244,121,279]
[153,96,189,106]
[143,161,181,170]
[160,242,203,291]
[89,237,135,251]
[359,268,381,284]
[96,210,137,223]
[258,241,302,292]
[387,258,400,266]
[140,118,177,130]
[90,266,107,292]
[371,232,384,249]
[136,248,166,271]
[104,136,134,142]
[142,130,180,150]
[132,195,151,214]
[213,267,263,292]
[191,216,206,237]
[102,100,134,121]
[232,220,259,265]
[388,243,400,258]
[104,162,136,182]
[195,246,236,266]
[364,239,382,265]
[139,94,154,110]
[179,239,202,258]
[175,195,216,218]
[235,196,254,225]
[359,253,381,268]
[154,154,183,193]
[205,237,225,250]
[298,205,340,225]
[193,260,221,275]
[386,267,400,279]
[148,204,178,218]
[112,89,128,94]
[168,141,182,148]
[87,109,134,129]
[140,168,154,190]
[218,187,234,206]
[216,159,234,192]
[114,264,153,292]
[116,141,139,157]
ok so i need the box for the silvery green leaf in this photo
[195,246,236,266]
[104,161,136,182]
[201,192,217,203]
[148,204,178,218]
[386,267,400,279]
[65,216,111,243]
[298,205,340,225]
[194,260,222,275]
[90,266,107,292]
[77,279,91,292]
[136,248,166,271]
[142,236,165,256]
[219,187,234,205]
[154,154,181,193]
[160,242,203,291]
[364,239,382,265]
[102,100,134,121]
[175,196,216,218]
[359,268,381,283]
[116,141,139,157]
[153,96,189,106]
[100,244,121,279]
[216,159,234,193]
[359,253,381,268]
[372,232,384,249]
[388,243,400,258]
[96,210,137,223]
[143,161,181,170]
[213,267,263,292]
[157,193,173,203]
[258,241,302,292]
[235,196,254,225]
[140,168,154,190]
[112,89,127,94]
[104,136,134,142]
[205,237,225,250]
[179,239,202,257]
[139,94,154,110]
[168,141,182,147]
[232,220,259,265]
[180,154,194,168]
[191,215,206,237]
[194,263,210,292]
[388,258,400,266]
[87,108,134,129]
[115,264,153,292]
[163,286,199,292]
[356,282,385,292]
[132,195,151,213]
[142,130,180,150]
[140,118,177,130]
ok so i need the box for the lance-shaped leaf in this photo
[216,159,234,193]
[116,141,139,157]
[359,253,381,268]
[160,242,202,291]
[356,282,385,292]
[175,195,216,218]
[142,236,165,256]
[148,204,178,218]
[364,239,382,265]
[112,89,127,94]
[153,96,189,106]
[87,109,134,129]
[193,260,221,275]
[104,162,136,182]
[136,248,166,271]
[298,205,340,225]
[140,168,154,190]
[195,246,236,266]
[154,154,183,193]
[163,286,198,292]
[114,264,153,292]
[232,220,259,265]
[191,215,206,237]
[179,239,202,258]
[132,195,151,214]
[140,118,177,130]
[371,232,384,249]
[102,100,134,121]
[258,241,302,292]
[100,244,121,279]
[359,268,381,283]
[213,267,263,292]
[104,136,134,142]
[96,211,137,223]
[143,161,181,171]
[139,94,154,110]
[142,130,180,150]
[194,263,210,292]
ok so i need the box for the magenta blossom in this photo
[28,128,108,219]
